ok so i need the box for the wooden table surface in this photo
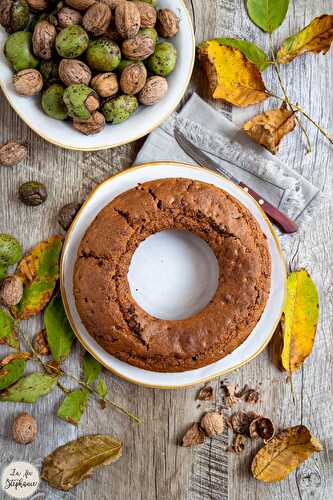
[1,1,333,499]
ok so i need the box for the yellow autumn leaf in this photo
[281,269,319,373]
[277,15,333,63]
[243,106,296,154]
[252,425,322,482]
[197,40,268,107]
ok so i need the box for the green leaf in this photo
[42,435,123,491]
[83,352,102,385]
[44,295,74,363]
[12,236,63,319]
[217,38,270,70]
[57,388,89,425]
[96,378,108,400]
[0,372,57,403]
[247,0,289,33]
[0,308,19,349]
[0,359,26,390]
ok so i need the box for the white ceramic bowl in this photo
[0,1,195,151]
[60,162,287,389]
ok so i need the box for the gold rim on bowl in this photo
[0,1,195,152]
[60,161,287,389]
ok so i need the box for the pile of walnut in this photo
[181,382,275,452]
[0,0,180,135]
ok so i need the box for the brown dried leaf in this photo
[243,106,296,154]
[251,425,322,482]
[42,435,122,491]
[0,352,32,367]
[196,385,213,401]
[33,329,50,356]
[181,423,205,447]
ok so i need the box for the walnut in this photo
[26,0,49,11]
[101,0,125,9]
[73,111,106,135]
[134,1,156,28]
[83,3,111,36]
[0,275,23,306]
[91,72,118,97]
[122,33,154,60]
[138,76,168,105]
[115,0,140,38]
[58,202,81,230]
[0,140,27,167]
[33,329,50,356]
[13,69,43,96]
[228,411,258,436]
[59,59,92,86]
[32,20,57,60]
[249,416,275,442]
[12,413,37,444]
[65,0,96,10]
[156,8,179,38]
[196,385,213,401]
[181,423,205,447]
[57,7,82,29]
[200,411,224,438]
[120,62,146,95]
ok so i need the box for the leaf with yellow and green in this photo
[281,269,319,373]
[0,372,57,403]
[216,38,270,70]
[0,308,19,349]
[252,425,322,482]
[197,40,268,107]
[0,358,26,391]
[247,0,289,33]
[57,388,89,425]
[12,236,63,319]
[44,295,74,363]
[277,15,333,64]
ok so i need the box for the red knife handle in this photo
[239,182,298,234]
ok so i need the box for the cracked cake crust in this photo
[73,178,271,372]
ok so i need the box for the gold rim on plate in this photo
[60,161,287,389]
[0,0,195,152]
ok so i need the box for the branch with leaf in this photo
[197,0,333,154]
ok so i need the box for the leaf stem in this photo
[11,318,141,424]
[268,33,312,154]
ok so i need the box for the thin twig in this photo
[269,33,312,154]
[11,317,141,424]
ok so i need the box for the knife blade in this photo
[174,129,298,234]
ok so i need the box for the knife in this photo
[174,129,298,234]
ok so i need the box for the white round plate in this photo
[60,162,286,388]
[0,0,195,151]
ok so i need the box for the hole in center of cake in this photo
[128,230,219,320]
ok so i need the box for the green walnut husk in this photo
[139,27,158,44]
[86,39,121,72]
[142,0,156,5]
[0,234,22,279]
[42,83,68,120]
[0,0,30,34]
[55,25,89,59]
[63,84,97,120]
[4,31,39,72]
[40,60,59,85]
[148,42,177,77]
[102,95,138,124]
[18,181,48,206]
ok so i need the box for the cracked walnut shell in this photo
[12,413,37,444]
[138,76,168,105]
[122,33,154,60]
[115,0,140,38]
[59,59,92,86]
[134,1,156,28]
[156,8,179,38]
[91,72,118,97]
[83,3,112,36]
[57,7,82,29]
[73,111,106,135]
[13,69,43,96]
[120,62,147,95]
[182,423,205,447]
[32,20,57,60]
[200,411,224,437]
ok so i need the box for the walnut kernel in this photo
[13,69,43,96]
[12,413,37,444]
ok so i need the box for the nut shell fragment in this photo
[138,75,168,105]
[181,423,205,447]
[249,416,275,442]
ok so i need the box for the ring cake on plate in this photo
[73,178,271,372]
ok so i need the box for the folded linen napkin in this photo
[135,93,319,232]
